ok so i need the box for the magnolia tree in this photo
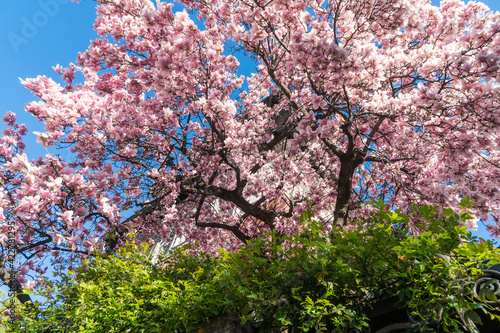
[2,0,500,299]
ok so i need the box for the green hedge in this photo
[11,200,500,332]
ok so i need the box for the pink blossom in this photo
[24,280,37,291]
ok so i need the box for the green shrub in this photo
[11,200,500,332]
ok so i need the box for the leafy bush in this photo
[11,201,500,332]
[10,244,238,333]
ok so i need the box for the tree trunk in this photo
[0,260,33,305]
[332,149,365,230]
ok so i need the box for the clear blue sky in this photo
[0,0,499,242]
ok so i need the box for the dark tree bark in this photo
[333,148,365,229]
[0,257,33,305]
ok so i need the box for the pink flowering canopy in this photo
[2,0,500,288]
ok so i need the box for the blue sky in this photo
[0,0,499,243]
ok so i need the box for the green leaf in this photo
[442,208,454,217]
[389,212,402,221]
[465,310,483,325]
[459,196,476,208]
[478,281,499,302]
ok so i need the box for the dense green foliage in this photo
[10,201,500,332]
[0,289,10,333]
